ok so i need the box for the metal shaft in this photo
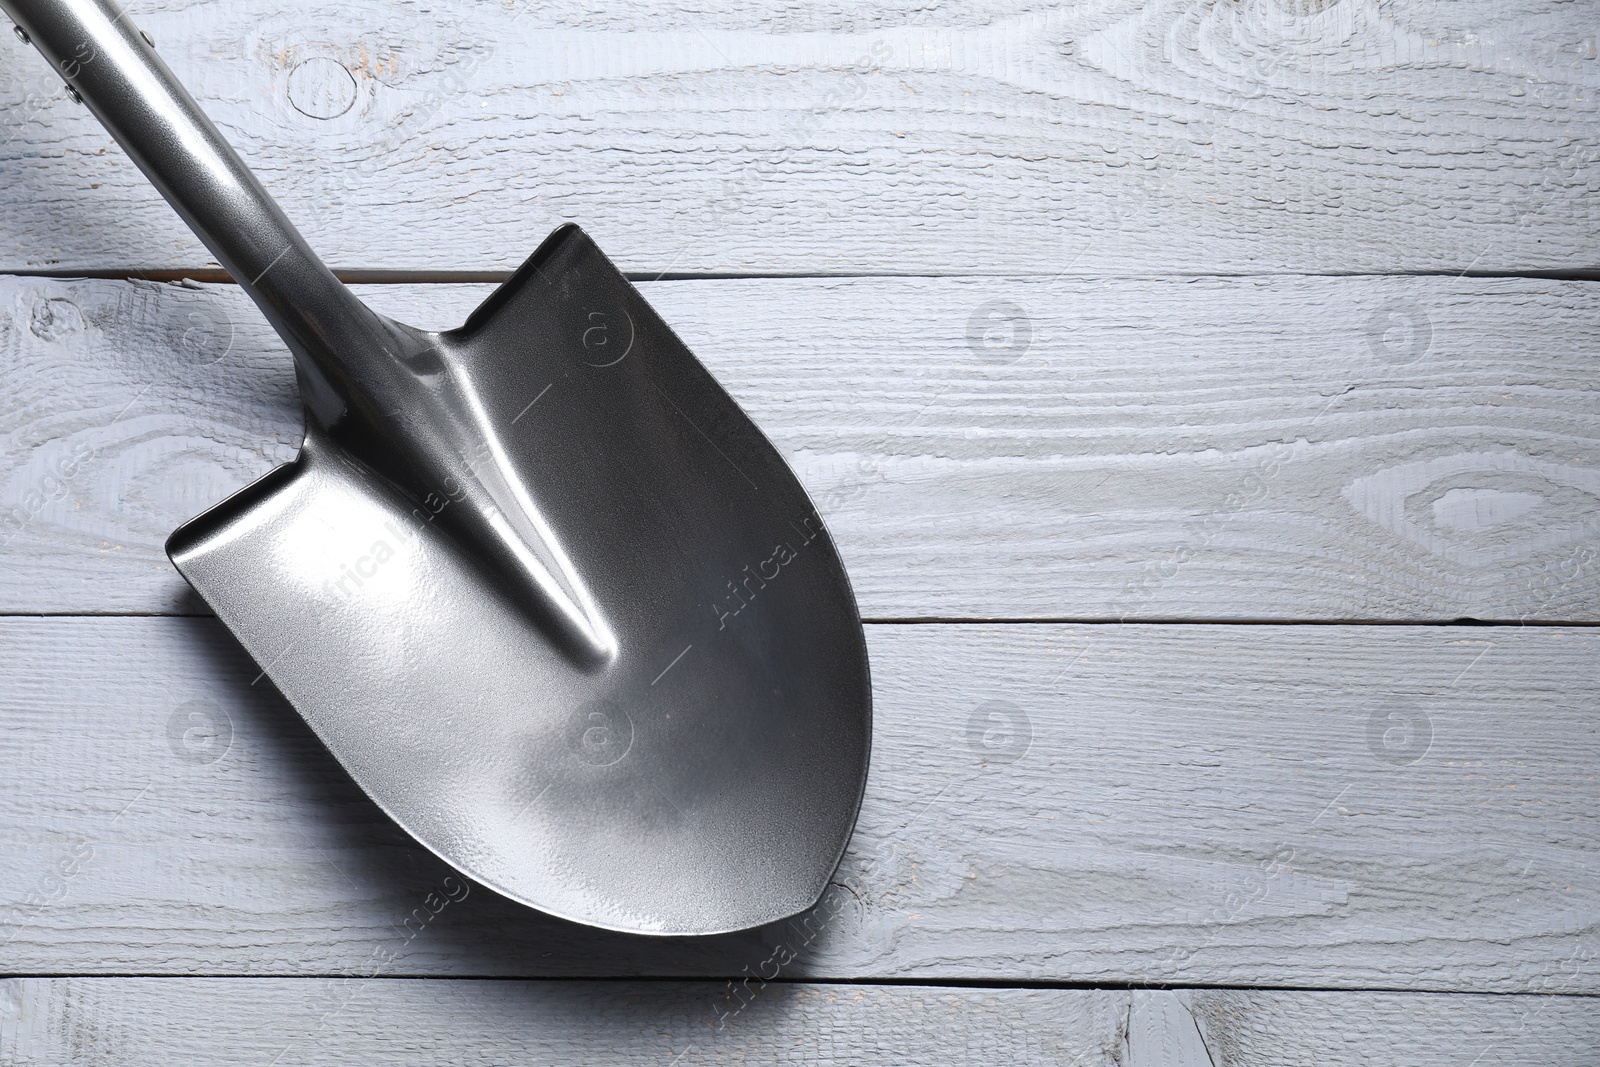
[2,0,395,423]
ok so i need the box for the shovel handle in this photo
[2,0,387,408]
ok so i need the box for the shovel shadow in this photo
[390,974,811,1054]
[188,614,823,982]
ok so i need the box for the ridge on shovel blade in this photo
[168,226,873,936]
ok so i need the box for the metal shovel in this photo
[5,0,871,936]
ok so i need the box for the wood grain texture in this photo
[2,980,1598,1066]
[1,617,1594,990]
[4,0,1596,1045]
[5,979,1127,1066]
[3,274,1596,620]
[1172,988,1600,1067]
[2,0,1597,275]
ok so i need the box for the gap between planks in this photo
[4,974,1598,998]
[8,269,1600,284]
[0,612,1598,626]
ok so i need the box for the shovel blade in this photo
[169,226,871,935]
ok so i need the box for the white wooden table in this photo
[3,1,1597,1062]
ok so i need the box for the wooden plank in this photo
[2,980,1598,1066]
[2,273,1596,620]
[1173,988,1600,1067]
[1,617,1594,990]
[9,979,1127,1067]
[2,0,1597,276]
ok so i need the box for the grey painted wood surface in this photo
[3,274,1597,620]
[2,617,1594,991]
[2,980,1598,1066]
[3,0,1598,1055]
[2,0,1597,276]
